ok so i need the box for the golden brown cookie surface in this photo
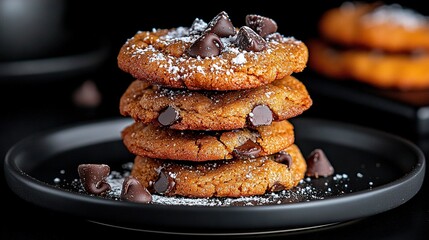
[308,39,429,90]
[119,75,312,131]
[121,120,295,161]
[319,2,429,52]
[130,144,306,198]
[117,12,308,91]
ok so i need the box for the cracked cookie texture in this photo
[120,75,312,131]
[309,2,429,90]
[117,13,308,91]
[121,120,294,161]
[131,144,306,198]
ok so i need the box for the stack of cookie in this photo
[308,1,429,90]
[117,11,312,199]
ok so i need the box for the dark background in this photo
[1,0,428,239]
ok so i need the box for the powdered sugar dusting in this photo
[232,53,247,64]
[163,27,195,43]
[57,162,371,207]
[125,17,303,81]
[362,3,428,29]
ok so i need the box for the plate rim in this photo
[4,117,426,234]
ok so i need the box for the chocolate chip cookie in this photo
[117,11,308,91]
[308,39,429,90]
[121,120,295,161]
[318,2,429,52]
[130,144,306,198]
[120,75,312,130]
[308,2,429,90]
[113,11,313,199]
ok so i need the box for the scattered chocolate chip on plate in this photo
[4,118,425,235]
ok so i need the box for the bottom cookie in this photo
[130,144,307,198]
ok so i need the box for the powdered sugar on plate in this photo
[56,162,366,207]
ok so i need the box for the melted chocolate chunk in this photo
[153,170,175,195]
[305,149,335,178]
[248,105,273,127]
[205,11,236,37]
[274,151,292,168]
[120,176,152,203]
[77,164,111,195]
[158,105,180,126]
[245,14,278,37]
[235,26,267,52]
[232,139,262,159]
[188,32,223,58]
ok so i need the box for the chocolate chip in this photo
[77,164,111,195]
[265,32,283,41]
[205,11,236,37]
[270,182,285,192]
[245,14,278,37]
[120,176,152,203]
[235,26,267,52]
[158,105,180,126]
[188,32,223,58]
[153,170,175,195]
[305,149,335,178]
[233,139,262,159]
[248,105,273,127]
[274,151,292,168]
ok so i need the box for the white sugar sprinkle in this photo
[56,162,363,207]
[265,91,273,98]
[231,53,247,64]
[362,3,428,29]
[125,15,303,81]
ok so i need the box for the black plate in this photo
[4,117,425,235]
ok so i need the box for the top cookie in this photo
[319,2,429,52]
[117,11,308,90]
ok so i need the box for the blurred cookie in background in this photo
[303,1,429,154]
[307,1,429,90]
[308,38,429,90]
